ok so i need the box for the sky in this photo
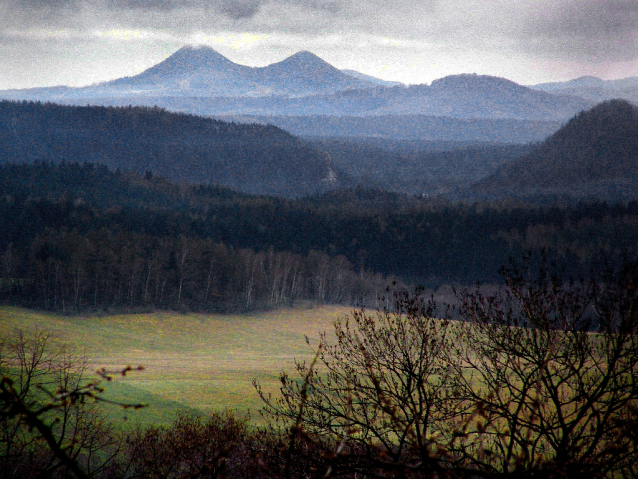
[1,0,638,90]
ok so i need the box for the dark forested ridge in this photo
[0,100,542,201]
[474,99,638,200]
[2,161,638,313]
[0,100,338,197]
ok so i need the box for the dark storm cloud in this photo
[217,1,262,20]
[17,0,77,7]
[1,0,637,63]
[107,0,176,10]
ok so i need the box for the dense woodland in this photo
[474,99,638,200]
[2,161,638,313]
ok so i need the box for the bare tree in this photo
[449,262,638,478]
[258,262,638,478]
[0,328,144,478]
[257,287,459,477]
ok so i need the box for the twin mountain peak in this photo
[149,46,331,74]
[109,46,377,97]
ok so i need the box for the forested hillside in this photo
[0,101,337,197]
[475,99,638,199]
[2,162,638,313]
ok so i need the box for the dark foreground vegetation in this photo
[3,161,638,313]
[2,260,638,478]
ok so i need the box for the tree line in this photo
[2,162,638,313]
[2,227,394,313]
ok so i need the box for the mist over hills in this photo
[230,114,561,143]
[31,73,589,123]
[473,99,638,200]
[177,75,588,121]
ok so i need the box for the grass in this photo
[0,305,347,428]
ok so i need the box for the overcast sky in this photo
[1,0,638,90]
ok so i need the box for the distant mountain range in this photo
[134,75,587,121]
[531,76,638,105]
[0,46,594,135]
[2,97,637,202]
[472,99,638,200]
[3,46,637,202]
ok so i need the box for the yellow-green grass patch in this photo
[0,305,346,428]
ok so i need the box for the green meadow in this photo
[0,305,347,428]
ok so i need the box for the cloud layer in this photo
[2,0,636,62]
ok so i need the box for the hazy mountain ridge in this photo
[0,47,592,125]
[409,74,591,120]
[65,76,592,121]
[228,114,562,143]
[531,76,638,104]
[472,99,638,200]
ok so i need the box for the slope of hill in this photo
[0,101,339,197]
[309,137,533,196]
[473,99,638,200]
[256,51,370,96]
[104,45,253,97]
[341,70,403,87]
[405,74,591,120]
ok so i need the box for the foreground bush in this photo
[125,412,265,478]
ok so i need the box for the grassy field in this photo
[0,305,348,428]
